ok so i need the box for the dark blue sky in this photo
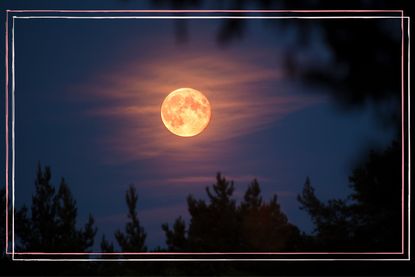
[1,2,398,251]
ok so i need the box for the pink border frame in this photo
[4,9,8,256]
[4,9,408,258]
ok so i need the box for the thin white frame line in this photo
[12,15,410,19]
[5,9,405,13]
[11,258,412,262]
[5,9,8,255]
[407,16,411,260]
[9,14,410,262]
[9,250,408,254]
[401,11,404,255]
[11,15,15,261]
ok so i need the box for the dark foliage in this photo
[239,179,301,251]
[114,185,147,252]
[162,173,301,252]
[187,173,239,251]
[298,177,355,251]
[100,235,115,253]
[152,0,405,130]
[15,163,97,252]
[162,216,187,251]
[298,141,401,251]
[0,140,404,275]
[96,185,148,275]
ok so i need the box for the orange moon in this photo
[161,88,211,137]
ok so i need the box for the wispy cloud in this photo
[130,174,270,192]
[80,49,321,165]
[164,174,269,185]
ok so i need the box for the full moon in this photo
[161,88,211,137]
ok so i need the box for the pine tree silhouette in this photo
[16,163,97,252]
[239,179,301,251]
[100,235,115,253]
[298,177,353,251]
[162,216,187,251]
[114,185,147,252]
[162,173,300,252]
[298,141,401,251]
[187,173,239,251]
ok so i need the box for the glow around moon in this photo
[161,88,211,137]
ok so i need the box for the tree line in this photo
[0,140,401,256]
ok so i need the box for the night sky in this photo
[1,2,399,250]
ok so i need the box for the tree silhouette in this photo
[162,173,300,252]
[239,179,301,251]
[16,163,97,252]
[100,235,115,253]
[298,141,401,251]
[349,141,401,251]
[298,177,354,251]
[114,185,147,252]
[162,216,187,251]
[187,173,239,251]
